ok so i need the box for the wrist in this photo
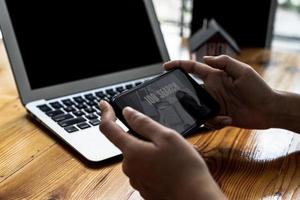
[188,174,227,200]
[172,169,227,200]
[267,90,300,132]
[264,89,282,129]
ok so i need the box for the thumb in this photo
[123,107,172,142]
[204,55,247,79]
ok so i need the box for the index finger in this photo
[99,101,141,151]
[203,55,249,79]
[163,60,216,80]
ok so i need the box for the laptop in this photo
[0,0,169,162]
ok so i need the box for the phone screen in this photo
[113,69,219,135]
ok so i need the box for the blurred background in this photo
[1,1,300,58]
[153,0,300,59]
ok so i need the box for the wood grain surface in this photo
[1,39,300,200]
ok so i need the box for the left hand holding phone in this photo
[99,100,226,200]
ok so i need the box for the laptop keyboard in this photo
[36,81,144,133]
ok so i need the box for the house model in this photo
[188,19,240,62]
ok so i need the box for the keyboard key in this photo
[135,82,142,86]
[73,96,85,104]
[62,99,74,106]
[77,122,91,130]
[37,105,52,112]
[64,106,76,112]
[84,107,96,113]
[53,114,73,122]
[93,105,100,111]
[85,114,98,120]
[59,117,86,127]
[96,112,102,117]
[64,126,79,133]
[84,94,96,101]
[106,89,117,96]
[46,109,64,117]
[75,103,87,110]
[73,110,84,116]
[102,97,112,103]
[50,102,63,109]
[116,86,125,93]
[90,119,100,126]
[126,84,133,89]
[86,100,98,106]
[95,91,105,99]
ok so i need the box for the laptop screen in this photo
[5,1,163,89]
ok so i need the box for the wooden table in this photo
[1,39,300,200]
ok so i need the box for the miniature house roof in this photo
[188,19,240,53]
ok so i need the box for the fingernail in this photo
[163,62,170,69]
[203,56,213,59]
[122,106,135,115]
[163,61,171,65]
[99,100,107,109]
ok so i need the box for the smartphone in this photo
[111,69,220,136]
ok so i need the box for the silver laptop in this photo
[0,0,169,162]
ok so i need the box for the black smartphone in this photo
[111,69,220,136]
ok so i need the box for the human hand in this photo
[99,101,226,200]
[164,55,276,130]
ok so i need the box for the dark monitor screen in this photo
[191,0,276,48]
[5,1,163,89]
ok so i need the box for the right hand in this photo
[164,55,276,130]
